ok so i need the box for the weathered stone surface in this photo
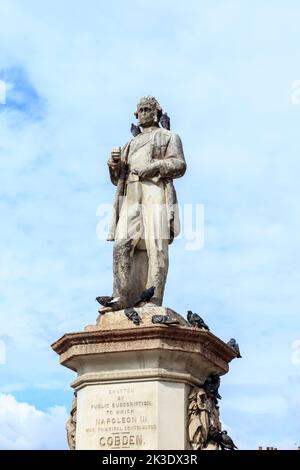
[52,309,235,382]
[52,306,236,450]
[75,380,186,450]
[89,305,188,331]
[107,96,186,308]
[66,395,77,450]
[188,387,220,450]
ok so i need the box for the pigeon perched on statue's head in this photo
[160,112,170,130]
[130,123,141,137]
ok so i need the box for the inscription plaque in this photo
[76,382,157,449]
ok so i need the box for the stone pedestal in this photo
[52,307,236,450]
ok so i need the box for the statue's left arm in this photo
[159,133,186,179]
[137,132,186,180]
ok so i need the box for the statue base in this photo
[52,307,236,450]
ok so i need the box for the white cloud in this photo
[0,0,300,450]
[0,80,6,104]
[0,394,68,450]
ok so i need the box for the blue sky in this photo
[0,0,300,449]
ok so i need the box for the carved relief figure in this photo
[66,395,77,450]
[188,386,222,450]
[188,388,209,449]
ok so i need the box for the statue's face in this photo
[137,104,156,127]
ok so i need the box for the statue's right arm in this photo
[108,160,121,186]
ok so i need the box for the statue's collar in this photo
[125,128,159,157]
[140,126,159,134]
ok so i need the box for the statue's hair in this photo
[134,95,163,121]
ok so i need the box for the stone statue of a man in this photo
[107,96,186,308]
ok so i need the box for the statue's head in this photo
[134,96,162,128]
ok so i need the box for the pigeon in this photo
[130,123,141,137]
[134,286,155,306]
[187,310,209,330]
[203,374,222,401]
[160,112,170,130]
[95,296,120,307]
[227,338,242,358]
[218,431,238,450]
[207,425,221,443]
[124,307,141,326]
[207,428,237,450]
[151,315,180,325]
